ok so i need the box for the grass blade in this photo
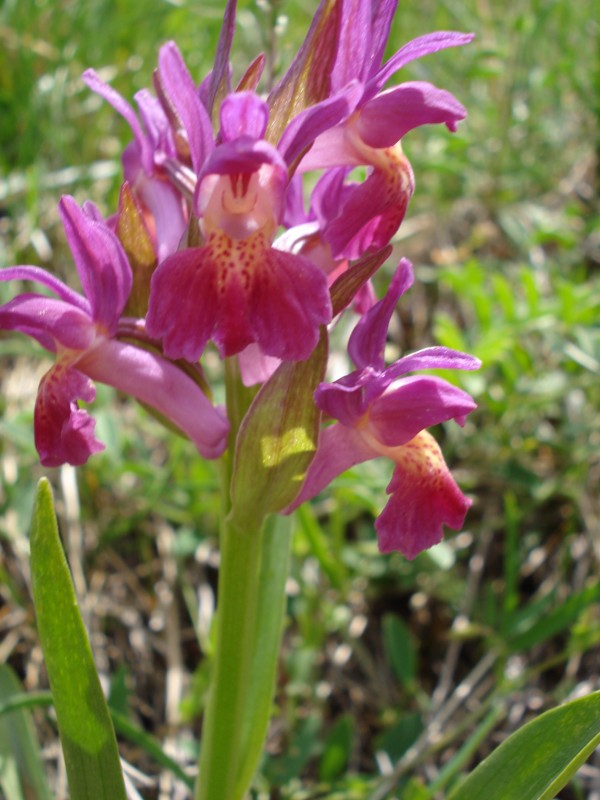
[0,664,53,800]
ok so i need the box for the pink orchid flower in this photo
[296,15,473,259]
[82,39,217,261]
[145,91,334,362]
[0,197,228,466]
[288,259,480,558]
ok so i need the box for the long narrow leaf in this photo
[0,664,53,800]
[0,690,193,789]
[448,692,600,800]
[110,709,194,789]
[29,478,127,800]
[508,582,600,653]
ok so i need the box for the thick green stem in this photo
[195,358,292,800]
[195,513,292,800]
[234,514,292,797]
[195,514,264,800]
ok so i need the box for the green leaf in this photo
[0,690,193,790]
[448,692,600,800]
[319,714,355,782]
[295,502,346,590]
[29,479,127,800]
[110,709,194,789]
[400,779,430,800]
[382,614,416,687]
[234,515,294,798]
[508,582,600,653]
[107,665,130,717]
[375,712,423,762]
[229,328,328,525]
[0,664,52,800]
[264,716,321,786]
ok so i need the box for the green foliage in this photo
[449,693,600,800]
[0,688,196,789]
[318,715,354,783]
[29,479,126,800]
[382,614,417,688]
[0,665,52,800]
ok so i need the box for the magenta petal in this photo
[356,82,467,148]
[368,31,475,97]
[384,347,482,381]
[81,340,229,459]
[148,236,331,362]
[368,376,477,446]
[348,258,413,370]
[375,431,472,558]
[0,265,90,313]
[82,69,153,173]
[220,92,269,141]
[205,0,236,115]
[237,344,281,387]
[131,167,187,262]
[323,159,414,260]
[281,174,310,228]
[134,89,177,160]
[199,136,286,181]
[315,368,379,425]
[59,196,132,330]
[286,423,375,512]
[157,42,214,172]
[368,0,399,77]
[298,125,363,172]
[249,248,332,360]
[278,82,363,167]
[329,0,371,90]
[34,364,103,467]
[81,200,105,223]
[0,294,95,352]
[310,167,352,223]
[353,280,377,314]
[146,248,219,362]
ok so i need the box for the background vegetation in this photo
[0,0,599,797]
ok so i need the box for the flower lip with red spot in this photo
[374,430,473,558]
[147,93,332,363]
[146,220,332,362]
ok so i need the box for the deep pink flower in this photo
[288,259,480,558]
[0,197,228,466]
[82,40,216,261]
[297,21,473,259]
[146,92,333,362]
